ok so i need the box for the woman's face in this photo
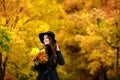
[43,34,51,45]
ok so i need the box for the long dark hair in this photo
[43,36,57,63]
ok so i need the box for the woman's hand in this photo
[56,43,60,51]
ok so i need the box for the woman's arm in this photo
[33,59,47,71]
[57,51,65,65]
[56,44,65,65]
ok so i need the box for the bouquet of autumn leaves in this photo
[29,48,48,64]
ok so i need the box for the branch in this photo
[11,16,19,29]
[23,15,39,25]
[11,7,23,28]
[2,0,6,11]
[4,18,10,27]
[100,32,117,49]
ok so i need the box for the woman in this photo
[33,31,65,80]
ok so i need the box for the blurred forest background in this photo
[0,0,120,80]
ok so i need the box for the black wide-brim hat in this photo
[39,31,56,43]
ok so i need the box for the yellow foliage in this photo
[37,48,48,64]
[0,0,118,79]
[107,70,116,78]
[29,48,48,64]
[29,48,40,59]
[88,61,101,75]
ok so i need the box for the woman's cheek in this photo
[44,41,50,45]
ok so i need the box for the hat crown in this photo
[46,31,55,38]
[39,31,56,43]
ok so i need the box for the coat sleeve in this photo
[34,60,40,71]
[34,60,47,71]
[57,51,65,65]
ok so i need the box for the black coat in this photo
[34,47,65,80]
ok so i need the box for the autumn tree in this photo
[0,0,66,79]
[56,0,120,80]
[0,26,11,80]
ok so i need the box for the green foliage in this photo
[0,26,12,52]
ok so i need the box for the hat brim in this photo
[39,33,46,43]
[39,32,56,43]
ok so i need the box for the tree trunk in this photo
[0,52,2,80]
[0,52,8,80]
[102,69,107,80]
[93,72,99,80]
[2,56,7,80]
[116,47,120,80]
